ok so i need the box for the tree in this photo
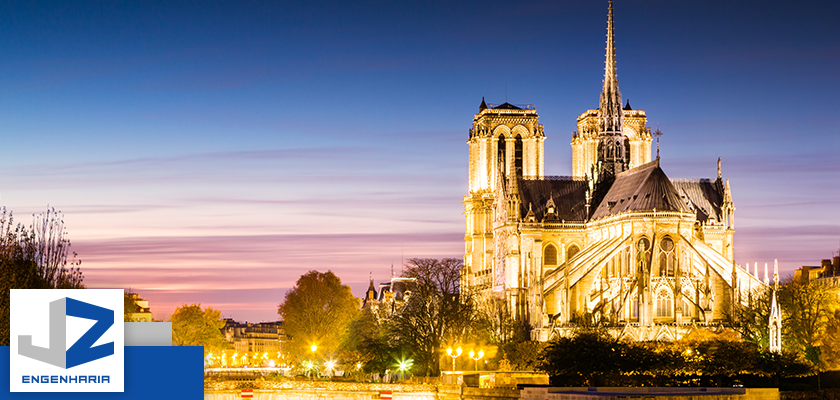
[170,304,228,354]
[820,310,840,370]
[733,286,774,347]
[778,277,839,353]
[341,306,397,376]
[278,270,359,361]
[124,292,140,322]
[539,330,626,386]
[0,207,84,346]
[390,258,477,376]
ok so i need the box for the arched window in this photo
[567,244,580,263]
[497,134,506,173]
[544,244,557,266]
[514,134,523,176]
[659,237,676,277]
[656,290,673,317]
[637,237,651,274]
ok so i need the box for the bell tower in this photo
[464,99,544,293]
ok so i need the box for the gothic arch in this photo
[543,244,558,266]
[511,124,529,138]
[493,125,511,138]
[566,244,580,263]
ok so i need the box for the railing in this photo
[486,103,535,110]
[520,175,586,181]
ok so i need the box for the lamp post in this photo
[468,349,484,371]
[309,344,317,380]
[445,346,462,372]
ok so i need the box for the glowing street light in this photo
[468,349,484,371]
[445,346,462,372]
[396,358,413,380]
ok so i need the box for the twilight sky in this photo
[1,0,838,322]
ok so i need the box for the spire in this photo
[596,0,627,178]
[717,157,722,180]
[773,259,779,289]
[764,263,769,285]
[599,0,622,137]
[479,97,487,111]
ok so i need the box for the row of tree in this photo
[735,277,840,370]
[540,329,813,387]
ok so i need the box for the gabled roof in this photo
[671,179,724,222]
[518,177,588,222]
[591,159,690,219]
[493,102,521,110]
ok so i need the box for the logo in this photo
[10,289,124,392]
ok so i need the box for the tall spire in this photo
[599,0,622,136]
[596,0,627,178]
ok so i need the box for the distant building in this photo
[222,319,287,360]
[794,255,840,286]
[127,293,152,322]
[362,273,416,315]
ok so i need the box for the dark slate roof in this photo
[493,102,521,110]
[518,177,589,222]
[672,179,724,222]
[591,160,691,219]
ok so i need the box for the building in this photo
[222,319,287,365]
[127,292,153,322]
[362,272,416,315]
[462,0,767,341]
[793,254,840,287]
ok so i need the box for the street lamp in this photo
[468,349,484,371]
[396,358,413,381]
[309,344,318,380]
[445,346,462,372]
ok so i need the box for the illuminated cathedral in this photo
[462,0,776,341]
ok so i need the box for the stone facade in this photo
[462,1,767,342]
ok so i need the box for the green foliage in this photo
[538,329,814,387]
[124,292,140,322]
[278,270,360,361]
[539,331,626,386]
[779,278,839,354]
[169,303,229,354]
[499,341,546,371]
[340,306,397,375]
[0,207,84,346]
[820,310,840,370]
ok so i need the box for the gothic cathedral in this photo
[462,0,768,341]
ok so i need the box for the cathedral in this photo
[462,1,773,342]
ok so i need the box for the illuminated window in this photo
[656,290,673,317]
[544,244,557,266]
[567,244,580,262]
[659,237,676,277]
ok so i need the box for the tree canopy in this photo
[170,303,228,354]
[278,270,359,360]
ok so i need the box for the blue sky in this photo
[1,0,838,322]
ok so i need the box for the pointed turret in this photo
[479,97,487,111]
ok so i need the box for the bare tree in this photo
[391,258,477,376]
[0,207,84,345]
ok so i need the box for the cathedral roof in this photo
[671,178,724,223]
[591,159,691,219]
[517,177,588,222]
